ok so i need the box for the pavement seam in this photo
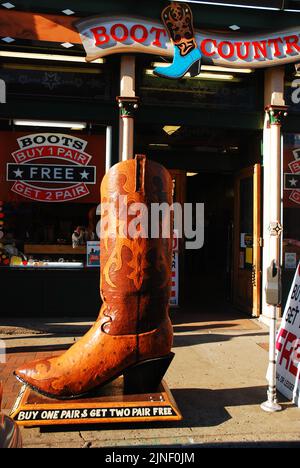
[79,431,92,449]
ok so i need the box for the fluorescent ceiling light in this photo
[187,172,198,177]
[152,63,253,73]
[146,69,234,80]
[13,120,87,129]
[186,72,234,80]
[202,65,252,73]
[163,126,181,135]
[0,51,104,63]
[149,143,169,147]
[151,62,171,68]
[175,1,280,11]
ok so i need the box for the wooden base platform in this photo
[10,379,182,427]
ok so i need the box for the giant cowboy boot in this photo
[14,156,174,399]
[154,2,201,79]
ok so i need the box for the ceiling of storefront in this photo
[177,0,300,11]
[2,1,300,30]
[135,122,262,173]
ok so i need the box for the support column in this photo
[117,56,139,161]
[105,126,113,173]
[261,67,288,325]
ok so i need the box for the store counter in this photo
[0,266,100,317]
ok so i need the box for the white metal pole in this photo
[261,304,282,412]
[105,126,113,173]
[261,105,287,413]
[122,117,134,161]
[119,56,136,162]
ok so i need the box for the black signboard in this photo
[284,173,300,190]
[15,406,177,423]
[7,163,96,185]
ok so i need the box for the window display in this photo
[0,202,99,268]
[0,130,105,269]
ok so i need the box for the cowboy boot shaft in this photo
[162,2,197,56]
[100,156,173,335]
[15,156,174,398]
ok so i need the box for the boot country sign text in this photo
[76,15,300,68]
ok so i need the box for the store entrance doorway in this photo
[185,165,261,316]
[233,165,261,317]
[185,172,235,309]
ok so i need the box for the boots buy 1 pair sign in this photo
[0,132,105,203]
[76,2,300,79]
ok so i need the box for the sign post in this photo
[261,259,282,412]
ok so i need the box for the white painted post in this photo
[118,56,138,162]
[105,126,113,173]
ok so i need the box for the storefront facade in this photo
[0,0,300,321]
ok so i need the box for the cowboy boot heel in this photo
[189,58,201,77]
[123,353,175,394]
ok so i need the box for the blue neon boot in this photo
[153,46,201,79]
[153,2,201,80]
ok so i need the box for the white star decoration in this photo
[14,169,23,178]
[80,170,89,180]
[289,178,298,187]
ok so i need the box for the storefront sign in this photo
[276,263,300,406]
[284,147,300,206]
[77,16,300,68]
[0,132,105,204]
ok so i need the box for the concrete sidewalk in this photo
[1,309,300,448]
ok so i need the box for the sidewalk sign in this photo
[276,262,300,406]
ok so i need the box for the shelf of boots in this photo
[24,244,86,255]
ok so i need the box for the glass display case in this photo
[0,202,99,269]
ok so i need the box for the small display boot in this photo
[14,156,174,399]
[154,2,201,79]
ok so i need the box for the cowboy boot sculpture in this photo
[14,156,174,399]
[154,1,201,79]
